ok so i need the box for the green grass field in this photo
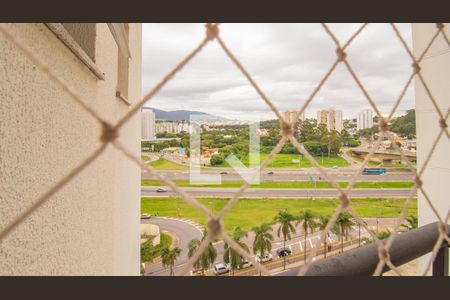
[212,153,350,168]
[148,157,189,170]
[141,197,417,234]
[141,179,414,189]
[141,155,150,162]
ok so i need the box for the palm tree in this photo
[401,215,418,231]
[161,246,181,276]
[336,212,354,253]
[297,210,317,263]
[252,223,274,275]
[188,230,217,275]
[317,215,331,258]
[223,227,249,276]
[274,211,296,270]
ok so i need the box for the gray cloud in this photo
[141,23,414,120]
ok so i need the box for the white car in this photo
[140,213,151,219]
[213,263,230,275]
[239,259,253,269]
[256,253,273,263]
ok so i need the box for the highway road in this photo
[142,170,414,182]
[141,186,416,198]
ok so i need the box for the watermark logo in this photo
[189,114,260,185]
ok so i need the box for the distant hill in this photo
[145,107,227,121]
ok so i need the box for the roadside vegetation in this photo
[141,197,417,234]
[148,157,189,170]
[141,232,173,264]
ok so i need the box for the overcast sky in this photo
[141,23,414,121]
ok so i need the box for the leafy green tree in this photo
[274,211,296,270]
[336,212,355,253]
[161,247,181,276]
[401,215,418,230]
[252,223,274,260]
[317,215,331,258]
[297,210,317,262]
[223,227,249,275]
[188,230,217,274]
[140,236,157,263]
[210,154,224,166]
[390,109,416,138]
[375,230,391,240]
[297,119,314,141]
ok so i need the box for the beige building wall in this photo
[0,23,142,275]
[412,23,450,274]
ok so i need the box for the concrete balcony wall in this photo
[0,23,142,275]
[412,23,450,275]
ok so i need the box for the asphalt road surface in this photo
[141,186,416,198]
[142,170,414,182]
[142,217,225,276]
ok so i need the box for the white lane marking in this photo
[298,242,303,251]
[152,216,204,234]
[309,239,314,248]
[288,244,292,251]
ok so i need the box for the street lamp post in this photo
[358,223,361,247]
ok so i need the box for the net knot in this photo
[100,122,118,143]
[280,121,293,137]
[336,48,347,62]
[207,218,222,237]
[438,222,448,237]
[436,23,445,30]
[439,118,447,130]
[379,118,389,132]
[378,247,390,262]
[412,62,421,74]
[413,176,423,188]
[205,23,219,41]
[339,193,350,209]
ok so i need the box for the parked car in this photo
[256,253,273,263]
[276,248,292,257]
[239,259,252,269]
[156,188,167,193]
[331,166,338,170]
[267,171,274,175]
[213,263,230,275]
[220,171,228,175]
[140,213,151,219]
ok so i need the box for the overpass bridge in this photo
[350,148,417,166]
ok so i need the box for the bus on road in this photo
[362,168,387,175]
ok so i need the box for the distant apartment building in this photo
[316,107,343,132]
[156,121,190,134]
[283,109,306,123]
[357,109,374,130]
[141,108,156,139]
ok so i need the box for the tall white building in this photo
[283,109,305,123]
[317,107,343,132]
[357,109,373,130]
[141,108,156,139]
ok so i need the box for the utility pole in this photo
[358,223,361,247]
